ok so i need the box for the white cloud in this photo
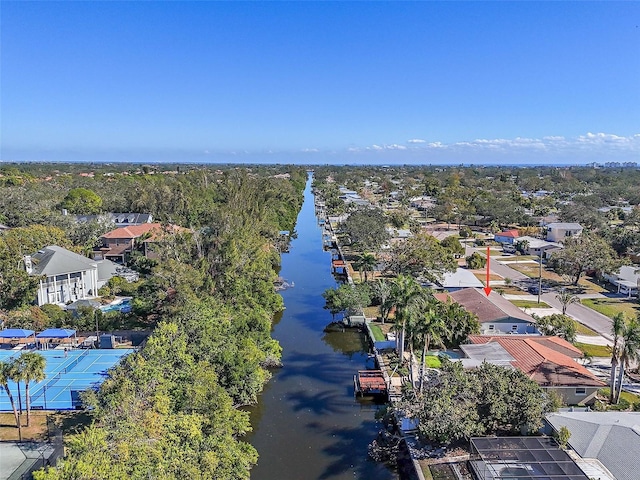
[343,132,640,161]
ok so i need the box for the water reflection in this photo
[246,175,396,480]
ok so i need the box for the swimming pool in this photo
[100,299,132,313]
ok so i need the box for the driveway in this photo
[491,259,614,341]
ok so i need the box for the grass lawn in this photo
[581,298,640,320]
[495,285,529,295]
[499,255,537,262]
[575,322,599,336]
[510,300,551,308]
[509,263,566,282]
[575,342,611,358]
[363,305,379,319]
[369,323,386,342]
[599,388,640,406]
[0,411,92,442]
[473,272,503,285]
[425,355,442,368]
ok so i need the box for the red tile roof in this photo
[101,223,189,240]
[468,335,604,388]
[496,229,520,238]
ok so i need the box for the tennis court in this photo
[0,348,134,410]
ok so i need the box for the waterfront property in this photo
[469,436,588,480]
[448,288,539,334]
[545,411,640,480]
[464,335,605,405]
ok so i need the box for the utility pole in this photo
[538,252,543,304]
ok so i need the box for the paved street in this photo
[488,258,614,341]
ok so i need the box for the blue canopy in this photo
[0,329,35,338]
[36,329,76,339]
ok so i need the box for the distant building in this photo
[93,223,190,263]
[75,212,153,227]
[494,229,520,245]
[515,236,563,260]
[603,265,640,297]
[545,223,583,243]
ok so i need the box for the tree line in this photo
[0,164,307,479]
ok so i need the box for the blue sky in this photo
[1,1,639,165]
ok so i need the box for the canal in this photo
[246,175,397,480]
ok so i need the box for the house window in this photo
[511,325,519,332]
[575,388,586,396]
[488,324,495,331]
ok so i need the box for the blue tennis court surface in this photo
[0,348,134,410]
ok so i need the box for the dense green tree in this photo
[440,235,464,257]
[354,253,377,282]
[340,208,390,251]
[385,233,457,281]
[535,314,577,343]
[400,360,550,445]
[466,252,486,269]
[549,233,622,285]
[60,188,103,214]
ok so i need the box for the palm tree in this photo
[357,253,377,282]
[415,299,446,394]
[614,320,640,404]
[556,289,579,315]
[371,279,393,324]
[14,352,46,427]
[392,275,424,362]
[0,361,21,439]
[609,312,626,403]
[391,275,424,361]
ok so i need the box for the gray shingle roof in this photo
[30,246,97,276]
[546,412,640,480]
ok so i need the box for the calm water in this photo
[246,175,396,480]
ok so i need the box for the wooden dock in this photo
[354,370,387,397]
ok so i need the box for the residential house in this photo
[545,222,583,243]
[545,412,640,480]
[25,246,102,306]
[76,212,153,227]
[494,229,520,245]
[92,223,189,263]
[465,335,605,405]
[515,235,563,260]
[603,265,640,297]
[425,268,484,292]
[449,288,539,334]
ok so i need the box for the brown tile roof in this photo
[449,288,535,324]
[101,223,189,241]
[468,335,604,388]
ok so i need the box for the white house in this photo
[25,246,125,306]
[516,236,563,260]
[603,265,640,297]
[545,222,583,243]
